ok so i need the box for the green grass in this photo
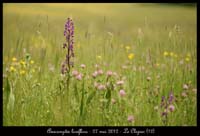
[3,3,197,126]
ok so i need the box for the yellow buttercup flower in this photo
[125,46,130,51]
[128,53,134,60]
[10,66,16,72]
[186,53,191,57]
[20,70,26,75]
[185,57,190,62]
[20,60,26,68]
[97,55,102,60]
[31,69,35,73]
[30,60,34,64]
[163,51,169,56]
[170,52,174,57]
[12,57,17,62]
[20,60,26,65]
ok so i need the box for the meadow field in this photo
[3,3,197,126]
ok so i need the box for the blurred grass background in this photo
[3,3,197,126]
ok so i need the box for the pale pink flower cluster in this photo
[116,80,124,86]
[94,82,106,91]
[127,115,134,123]
[92,69,104,78]
[75,73,83,81]
[119,89,126,97]
[72,70,79,76]
[97,84,106,91]
[92,71,98,78]
[183,84,189,90]
[72,70,83,81]
[80,64,86,69]
[97,69,103,75]
[168,105,175,112]
[106,70,113,77]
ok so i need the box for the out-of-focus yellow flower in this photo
[20,60,26,65]
[20,60,26,68]
[97,55,102,60]
[30,60,34,64]
[185,57,190,62]
[10,66,16,72]
[20,70,26,75]
[163,51,169,56]
[174,54,178,58]
[170,52,174,57]
[125,46,130,51]
[186,53,191,57]
[128,53,134,60]
[156,63,160,67]
[31,69,35,73]
[12,57,17,62]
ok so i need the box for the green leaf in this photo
[7,81,15,112]
[25,53,31,61]
[4,78,11,105]
[73,83,79,103]
[105,88,111,108]
[79,81,85,117]
[86,90,96,105]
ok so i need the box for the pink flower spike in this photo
[119,89,126,97]
[80,64,86,69]
[127,115,134,123]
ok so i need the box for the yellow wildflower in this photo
[156,63,160,67]
[170,52,174,57]
[10,66,16,72]
[125,46,130,51]
[187,53,191,57]
[185,57,190,62]
[97,55,102,60]
[20,70,26,75]
[163,51,169,56]
[31,69,35,73]
[12,57,17,62]
[20,60,26,65]
[128,53,134,60]
[30,60,34,64]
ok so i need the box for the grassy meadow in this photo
[3,3,197,126]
